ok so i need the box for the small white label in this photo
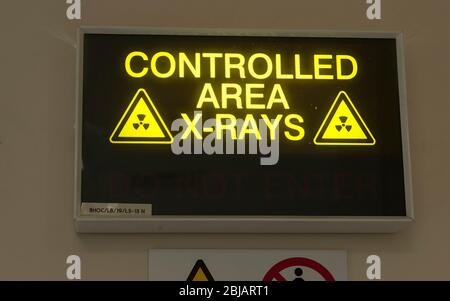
[81,203,152,217]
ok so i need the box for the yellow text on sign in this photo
[181,113,304,141]
[180,83,304,141]
[125,51,358,80]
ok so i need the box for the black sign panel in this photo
[76,29,412,231]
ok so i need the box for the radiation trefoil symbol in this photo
[133,114,150,130]
[335,116,352,133]
[314,91,375,146]
[109,89,173,144]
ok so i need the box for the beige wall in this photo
[0,0,449,280]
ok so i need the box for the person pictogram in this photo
[293,267,305,282]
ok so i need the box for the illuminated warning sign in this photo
[186,259,215,281]
[109,89,173,144]
[314,91,375,145]
[77,29,412,233]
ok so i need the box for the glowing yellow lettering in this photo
[125,51,149,78]
[294,54,313,79]
[314,54,334,80]
[216,114,237,140]
[181,113,202,139]
[275,54,293,79]
[248,53,273,79]
[202,53,223,78]
[284,114,305,141]
[267,84,289,109]
[336,55,358,80]
[262,114,283,140]
[238,114,261,140]
[245,83,265,109]
[179,52,201,78]
[151,52,176,78]
[224,53,246,78]
[221,83,243,109]
[197,83,220,109]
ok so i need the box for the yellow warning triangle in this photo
[186,259,215,281]
[314,91,375,145]
[109,89,173,144]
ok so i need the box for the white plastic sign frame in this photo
[74,27,413,233]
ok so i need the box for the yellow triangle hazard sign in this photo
[186,259,215,281]
[314,91,376,145]
[109,89,173,144]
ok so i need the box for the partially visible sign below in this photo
[186,259,215,281]
[148,249,347,281]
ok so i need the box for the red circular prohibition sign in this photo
[263,257,335,281]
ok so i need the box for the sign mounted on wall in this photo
[148,249,347,281]
[75,28,413,233]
